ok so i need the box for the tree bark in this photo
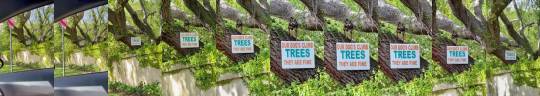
[181,0,262,62]
[160,0,202,56]
[184,0,219,28]
[12,13,30,46]
[64,13,84,47]
[124,2,156,38]
[500,13,534,55]
[108,0,136,49]
[473,0,486,22]
[400,0,474,73]
[237,0,273,31]
[448,0,516,64]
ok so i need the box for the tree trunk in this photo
[400,0,474,73]
[448,0,516,64]
[160,0,202,56]
[108,0,137,49]
[500,13,534,55]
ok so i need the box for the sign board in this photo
[180,32,199,48]
[281,41,315,69]
[390,44,420,69]
[130,37,141,46]
[446,46,469,64]
[505,50,517,60]
[336,43,370,70]
[231,35,254,53]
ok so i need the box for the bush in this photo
[109,81,162,96]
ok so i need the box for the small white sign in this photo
[336,43,370,70]
[231,35,254,53]
[390,44,420,69]
[505,50,517,60]
[281,41,315,69]
[180,32,199,48]
[446,46,469,64]
[131,37,141,46]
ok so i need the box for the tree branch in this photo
[184,0,219,28]
[500,13,534,55]
[512,0,526,36]
[108,0,136,49]
[237,0,272,31]
[268,0,323,31]
[474,0,486,22]
[124,2,155,38]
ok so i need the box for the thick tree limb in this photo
[400,0,474,73]
[474,0,486,22]
[108,0,136,49]
[124,2,156,38]
[237,0,273,31]
[11,13,31,46]
[354,0,379,29]
[500,13,534,55]
[65,13,84,47]
[23,25,38,43]
[299,0,326,26]
[219,3,260,28]
[537,20,540,59]
[356,0,428,81]
[485,0,511,52]
[268,0,323,31]
[179,0,261,61]
[448,0,516,64]
[448,0,485,41]
[160,0,201,56]
[511,0,528,36]
[184,0,219,28]
[394,0,476,39]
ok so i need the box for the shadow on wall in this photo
[161,64,249,96]
[111,57,161,86]
[111,57,250,96]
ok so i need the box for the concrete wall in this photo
[111,57,162,86]
[111,59,249,96]
[491,73,540,96]
[161,70,249,96]
[433,73,540,96]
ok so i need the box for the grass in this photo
[0,62,50,73]
[54,64,100,77]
